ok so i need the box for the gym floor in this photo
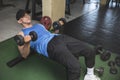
[0,0,120,80]
[64,6,120,54]
[0,35,120,80]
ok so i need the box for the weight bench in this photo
[6,48,36,68]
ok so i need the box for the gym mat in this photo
[0,38,120,80]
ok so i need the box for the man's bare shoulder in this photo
[18,31,24,36]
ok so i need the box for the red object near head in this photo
[40,16,52,30]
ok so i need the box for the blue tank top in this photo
[22,24,57,57]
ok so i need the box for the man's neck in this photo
[23,23,32,28]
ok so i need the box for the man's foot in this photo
[84,74,101,80]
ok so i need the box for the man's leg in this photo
[55,35,95,67]
[47,36,81,80]
[56,35,100,80]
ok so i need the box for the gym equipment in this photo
[29,31,38,41]
[53,18,67,31]
[40,16,52,30]
[7,48,36,68]
[95,67,104,77]
[95,45,111,61]
[7,55,24,68]
[115,56,120,67]
[53,21,61,30]
[14,35,24,46]
[59,18,67,24]
[95,45,103,55]
[14,31,37,46]
[100,50,111,61]
[108,60,118,74]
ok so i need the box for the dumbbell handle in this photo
[59,18,66,26]
[59,20,64,26]
[95,67,104,77]
[95,68,101,71]
[29,31,37,41]
[98,50,104,54]
[95,67,104,71]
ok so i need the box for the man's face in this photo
[18,13,31,24]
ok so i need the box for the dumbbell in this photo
[95,45,111,61]
[115,56,120,67]
[108,60,118,74]
[40,16,52,30]
[14,31,37,46]
[59,18,67,25]
[53,18,67,31]
[95,67,104,77]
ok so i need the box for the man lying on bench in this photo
[7,9,100,80]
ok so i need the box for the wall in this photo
[42,0,65,22]
[100,0,107,5]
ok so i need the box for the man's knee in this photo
[69,62,81,73]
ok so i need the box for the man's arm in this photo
[17,32,31,59]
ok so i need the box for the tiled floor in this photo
[66,0,100,21]
[64,6,120,54]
